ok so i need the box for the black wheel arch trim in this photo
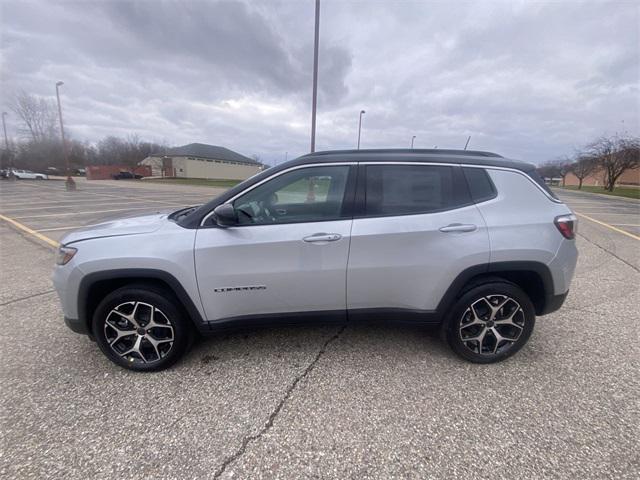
[77,269,206,335]
[74,262,558,336]
[435,261,557,318]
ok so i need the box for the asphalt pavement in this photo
[0,180,638,479]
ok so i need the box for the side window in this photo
[365,165,470,216]
[463,167,497,203]
[233,165,350,225]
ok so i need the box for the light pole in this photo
[1,112,8,151]
[55,81,75,190]
[357,110,365,149]
[411,135,416,149]
[464,135,471,150]
[2,111,13,179]
[310,0,320,153]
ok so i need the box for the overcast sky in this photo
[1,0,639,165]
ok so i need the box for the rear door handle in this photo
[303,233,342,243]
[439,223,477,233]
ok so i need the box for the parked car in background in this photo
[53,149,578,371]
[11,169,48,180]
[112,171,143,180]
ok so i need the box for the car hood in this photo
[61,211,171,245]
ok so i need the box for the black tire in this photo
[444,281,535,363]
[92,284,191,372]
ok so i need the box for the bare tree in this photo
[537,159,571,186]
[587,136,640,191]
[10,91,58,142]
[569,155,598,190]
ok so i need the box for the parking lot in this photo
[1,179,639,479]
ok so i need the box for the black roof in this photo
[293,148,536,172]
[155,143,258,165]
[304,148,503,158]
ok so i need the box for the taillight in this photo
[555,214,577,239]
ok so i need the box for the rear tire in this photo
[444,281,535,363]
[92,285,191,372]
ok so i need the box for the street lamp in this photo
[55,81,75,190]
[310,0,320,153]
[357,110,365,149]
[411,135,416,149]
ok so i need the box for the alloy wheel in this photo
[459,295,525,356]
[104,301,174,365]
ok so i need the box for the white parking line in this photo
[2,201,169,213]
[12,204,182,219]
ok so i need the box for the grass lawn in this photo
[144,177,242,188]
[560,185,640,200]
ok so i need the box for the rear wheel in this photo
[445,282,535,363]
[92,285,191,371]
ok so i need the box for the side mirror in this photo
[213,203,237,227]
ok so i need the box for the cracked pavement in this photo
[1,187,639,479]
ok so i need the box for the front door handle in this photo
[303,233,342,243]
[439,223,477,233]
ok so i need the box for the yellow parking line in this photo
[0,213,60,248]
[575,211,640,241]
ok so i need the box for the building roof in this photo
[158,143,258,165]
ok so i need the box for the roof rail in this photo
[303,148,503,158]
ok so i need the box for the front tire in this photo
[445,281,535,363]
[92,285,191,371]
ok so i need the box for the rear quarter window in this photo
[463,167,497,203]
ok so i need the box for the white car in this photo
[11,169,48,180]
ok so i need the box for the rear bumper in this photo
[540,291,568,316]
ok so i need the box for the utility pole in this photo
[357,110,365,149]
[464,135,471,150]
[55,81,75,190]
[310,0,320,153]
[411,135,416,149]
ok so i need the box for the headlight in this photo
[56,246,77,265]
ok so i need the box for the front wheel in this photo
[445,282,535,363]
[92,285,191,371]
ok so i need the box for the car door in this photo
[347,162,490,317]
[194,163,356,322]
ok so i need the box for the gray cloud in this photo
[1,0,638,165]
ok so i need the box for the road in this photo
[0,180,638,479]
[554,188,640,270]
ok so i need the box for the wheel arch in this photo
[78,269,206,335]
[436,261,556,318]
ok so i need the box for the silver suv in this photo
[53,149,578,371]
